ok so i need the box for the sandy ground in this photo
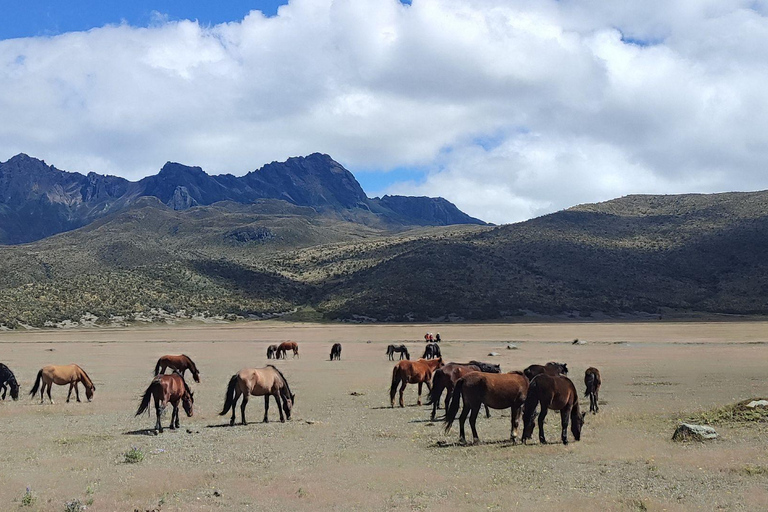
[1,321,768,511]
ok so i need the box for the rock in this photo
[746,400,768,408]
[672,423,719,442]
[572,339,586,345]
[350,391,364,396]
[506,344,518,350]
[488,352,499,357]
[213,490,222,497]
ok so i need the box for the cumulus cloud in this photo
[1,0,768,223]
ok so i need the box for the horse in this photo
[154,354,201,383]
[523,361,568,380]
[522,373,585,445]
[444,371,529,444]
[136,372,194,433]
[389,357,443,407]
[220,365,295,425]
[330,343,342,361]
[266,345,278,359]
[422,343,441,360]
[427,362,501,420]
[386,344,410,361]
[468,360,501,373]
[584,367,602,414]
[0,363,20,401]
[29,364,95,404]
[277,341,299,359]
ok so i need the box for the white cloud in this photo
[1,0,768,223]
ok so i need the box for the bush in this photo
[123,446,144,464]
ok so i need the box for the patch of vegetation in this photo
[20,487,35,507]
[731,465,768,476]
[123,446,145,464]
[689,399,768,425]
[63,499,85,512]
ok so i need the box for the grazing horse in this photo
[330,343,342,361]
[468,360,501,373]
[136,372,194,433]
[428,362,501,420]
[522,373,585,445]
[30,364,95,404]
[389,358,443,407]
[584,367,602,414]
[444,371,529,444]
[154,354,201,383]
[266,344,278,359]
[523,361,568,380]
[0,363,20,401]
[422,343,441,360]
[386,344,410,361]
[277,341,299,359]
[220,365,295,425]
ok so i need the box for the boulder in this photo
[672,423,719,442]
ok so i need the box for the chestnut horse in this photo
[277,341,299,359]
[389,357,443,407]
[444,371,528,444]
[523,361,568,380]
[522,373,585,445]
[154,354,200,383]
[584,367,602,414]
[427,362,501,420]
[136,372,194,433]
[29,364,95,404]
[0,363,20,401]
[220,365,295,425]
[330,343,342,361]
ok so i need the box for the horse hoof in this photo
[280,418,285,423]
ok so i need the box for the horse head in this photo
[85,384,95,402]
[283,392,295,419]
[9,380,19,400]
[572,410,586,440]
[182,389,194,417]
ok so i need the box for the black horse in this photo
[266,345,278,359]
[330,343,342,361]
[468,360,501,373]
[0,363,20,401]
[422,343,442,360]
[386,344,410,361]
[523,361,568,380]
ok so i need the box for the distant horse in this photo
[422,343,441,360]
[30,364,95,404]
[267,345,278,359]
[220,365,295,425]
[330,343,342,361]
[386,344,410,361]
[444,371,529,444]
[522,373,585,445]
[136,372,194,433]
[154,354,201,383]
[468,360,501,373]
[523,361,568,380]
[428,362,501,420]
[584,367,602,414]
[0,363,20,401]
[390,358,443,407]
[277,341,299,359]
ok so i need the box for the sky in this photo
[1,0,768,224]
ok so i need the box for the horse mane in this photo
[76,365,95,389]
[182,354,198,374]
[267,364,293,398]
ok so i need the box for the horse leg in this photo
[560,406,571,445]
[485,404,491,419]
[74,382,81,402]
[399,381,407,408]
[67,383,73,403]
[263,394,270,423]
[46,382,54,405]
[174,402,181,429]
[458,402,470,444]
[0,383,5,400]
[155,397,163,433]
[241,395,249,425]
[595,388,600,413]
[510,405,522,444]
[230,390,240,426]
[274,392,285,423]
[169,402,178,430]
[538,405,549,444]
[417,382,423,406]
[469,405,481,444]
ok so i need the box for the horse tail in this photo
[29,369,43,397]
[219,375,238,416]
[522,377,540,428]
[135,380,157,416]
[154,358,162,376]
[426,369,444,406]
[389,365,402,402]
[584,372,595,397]
[444,378,465,433]
[268,364,293,399]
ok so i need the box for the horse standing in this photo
[584,367,602,414]
[428,361,500,420]
[522,373,585,445]
[389,358,443,407]
[422,343,441,360]
[136,372,194,433]
[330,343,342,361]
[0,363,20,401]
[523,361,568,380]
[154,354,201,383]
[266,345,278,359]
[277,341,299,359]
[29,364,95,404]
[386,344,410,361]
[220,365,295,425]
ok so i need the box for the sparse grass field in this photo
[2,321,768,511]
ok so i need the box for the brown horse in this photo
[427,362,500,420]
[444,371,529,444]
[389,357,443,407]
[584,367,602,414]
[29,364,95,404]
[154,354,200,383]
[220,365,295,425]
[277,341,299,359]
[523,361,568,380]
[136,372,194,433]
[522,373,585,445]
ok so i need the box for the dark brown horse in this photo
[154,354,200,383]
[220,365,295,425]
[277,341,299,359]
[266,344,278,359]
[427,362,500,420]
[444,371,529,444]
[422,343,441,360]
[136,372,194,433]
[522,373,585,445]
[0,363,20,401]
[523,361,568,380]
[386,344,410,361]
[30,364,95,404]
[330,343,342,361]
[584,367,602,414]
[390,358,443,407]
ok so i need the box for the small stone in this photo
[213,490,222,497]
[488,352,499,357]
[672,423,719,442]
[350,391,364,396]
[746,400,768,408]
[506,344,518,350]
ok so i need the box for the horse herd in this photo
[0,339,603,446]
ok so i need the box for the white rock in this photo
[488,352,499,357]
[506,344,518,350]
[746,400,768,408]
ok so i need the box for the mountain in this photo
[0,153,485,244]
